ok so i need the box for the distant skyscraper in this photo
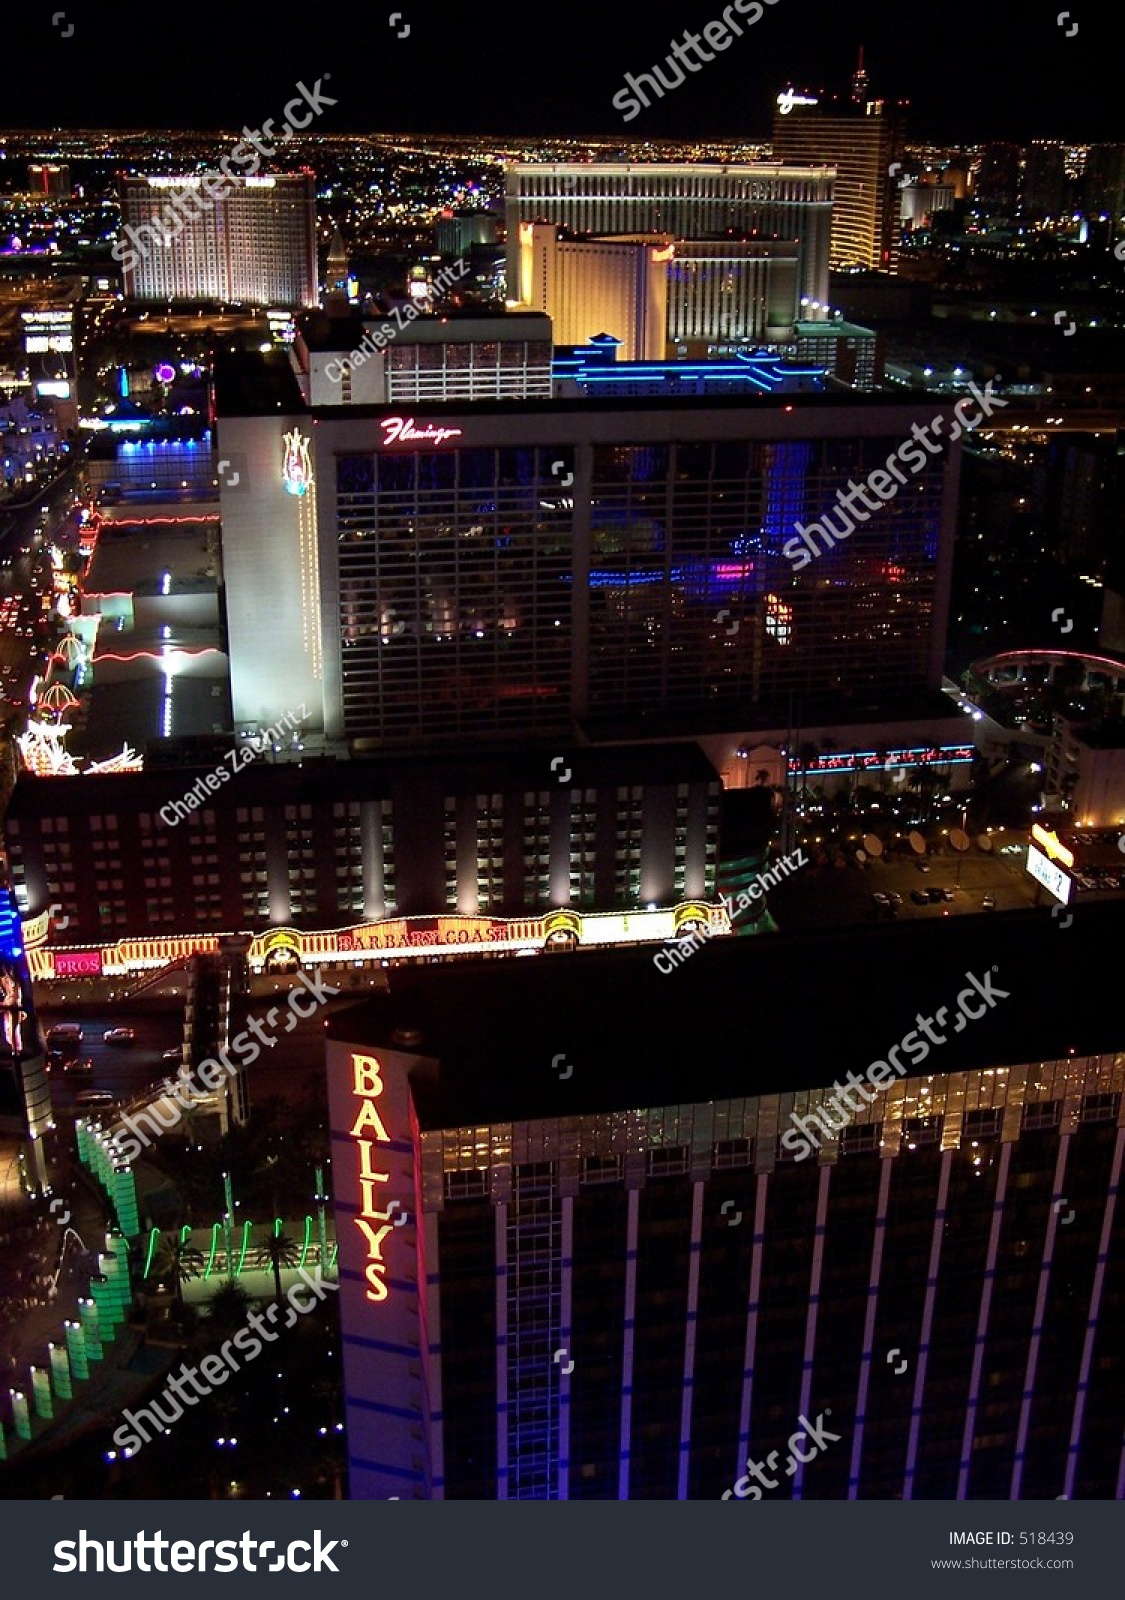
[1022,143,1070,222]
[1083,144,1125,226]
[850,44,870,106]
[27,163,70,198]
[974,143,1022,217]
[772,86,906,272]
[505,164,833,312]
[117,173,318,307]
[436,209,499,255]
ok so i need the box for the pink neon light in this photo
[98,515,219,526]
[92,647,223,663]
[977,648,1125,673]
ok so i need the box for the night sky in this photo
[7,1,1124,142]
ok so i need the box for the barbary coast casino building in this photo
[326,912,1125,1501]
[214,352,959,753]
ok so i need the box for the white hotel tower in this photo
[118,172,318,307]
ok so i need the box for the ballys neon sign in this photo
[380,416,463,447]
[349,1052,398,1303]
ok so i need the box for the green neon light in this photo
[236,1219,252,1276]
[204,1222,220,1279]
[179,1223,192,1246]
[273,1216,283,1238]
[328,1242,338,1270]
[298,1214,311,1271]
[143,1227,160,1278]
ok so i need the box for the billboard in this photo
[1026,844,1072,905]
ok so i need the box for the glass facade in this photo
[337,447,573,743]
[420,1056,1125,1499]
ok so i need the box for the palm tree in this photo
[207,1278,252,1335]
[256,1229,301,1305]
[146,1232,203,1317]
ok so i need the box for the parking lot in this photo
[767,840,1042,932]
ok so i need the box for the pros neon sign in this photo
[349,1053,396,1303]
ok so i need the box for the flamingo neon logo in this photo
[281,429,313,496]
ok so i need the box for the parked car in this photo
[941,887,955,902]
[161,1047,183,1063]
[910,889,929,906]
[927,887,945,903]
[888,892,903,906]
[871,892,890,907]
[75,1090,115,1109]
[982,894,996,910]
[916,861,931,873]
[103,1027,135,1046]
[63,1057,94,1076]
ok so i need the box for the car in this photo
[941,888,955,902]
[103,1027,135,1046]
[926,887,944,903]
[75,1090,115,1109]
[982,894,996,910]
[161,1047,183,1063]
[871,892,890,906]
[910,889,929,906]
[888,892,903,906]
[916,861,931,873]
[63,1057,94,1076]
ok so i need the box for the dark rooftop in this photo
[5,741,718,818]
[326,901,1125,1129]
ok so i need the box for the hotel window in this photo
[646,1146,688,1178]
[614,785,644,905]
[443,796,459,909]
[475,792,505,912]
[284,804,318,917]
[963,1108,1003,1144]
[444,1169,488,1201]
[840,1122,882,1155]
[903,1114,943,1148]
[568,787,598,905]
[331,801,365,916]
[522,789,552,907]
[381,799,396,912]
[713,1137,751,1170]
[1080,1092,1120,1124]
[581,1153,623,1186]
[236,806,270,923]
[1022,1100,1061,1131]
